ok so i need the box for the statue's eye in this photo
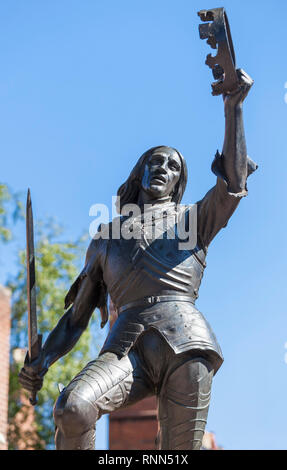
[150,157,162,166]
[169,161,180,171]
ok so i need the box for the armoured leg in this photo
[53,351,152,450]
[158,357,214,450]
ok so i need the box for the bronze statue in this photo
[19,8,257,450]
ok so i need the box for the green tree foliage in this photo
[0,183,24,243]
[0,184,11,242]
[2,188,100,449]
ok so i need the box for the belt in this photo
[118,294,195,314]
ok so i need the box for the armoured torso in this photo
[101,202,207,308]
[93,202,223,369]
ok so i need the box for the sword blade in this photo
[26,189,38,361]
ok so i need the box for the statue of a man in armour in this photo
[19,9,257,450]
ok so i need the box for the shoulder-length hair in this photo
[116,146,188,213]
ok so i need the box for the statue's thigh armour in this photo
[54,329,214,450]
[55,330,214,449]
[63,329,209,407]
[61,350,153,419]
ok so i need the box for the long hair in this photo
[116,146,188,213]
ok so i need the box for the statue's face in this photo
[140,149,182,200]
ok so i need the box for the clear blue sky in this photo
[1,0,287,450]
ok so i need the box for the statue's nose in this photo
[159,168,167,175]
[158,162,168,173]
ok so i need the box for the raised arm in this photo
[221,69,253,195]
[197,69,257,249]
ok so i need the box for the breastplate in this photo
[102,203,207,308]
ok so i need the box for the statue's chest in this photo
[103,220,205,294]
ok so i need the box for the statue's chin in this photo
[139,184,172,205]
[147,183,168,198]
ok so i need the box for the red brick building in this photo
[0,285,11,450]
[109,397,158,449]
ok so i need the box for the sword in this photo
[26,189,42,405]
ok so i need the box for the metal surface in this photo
[101,297,223,373]
[53,330,214,450]
[26,189,41,405]
[198,7,238,95]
